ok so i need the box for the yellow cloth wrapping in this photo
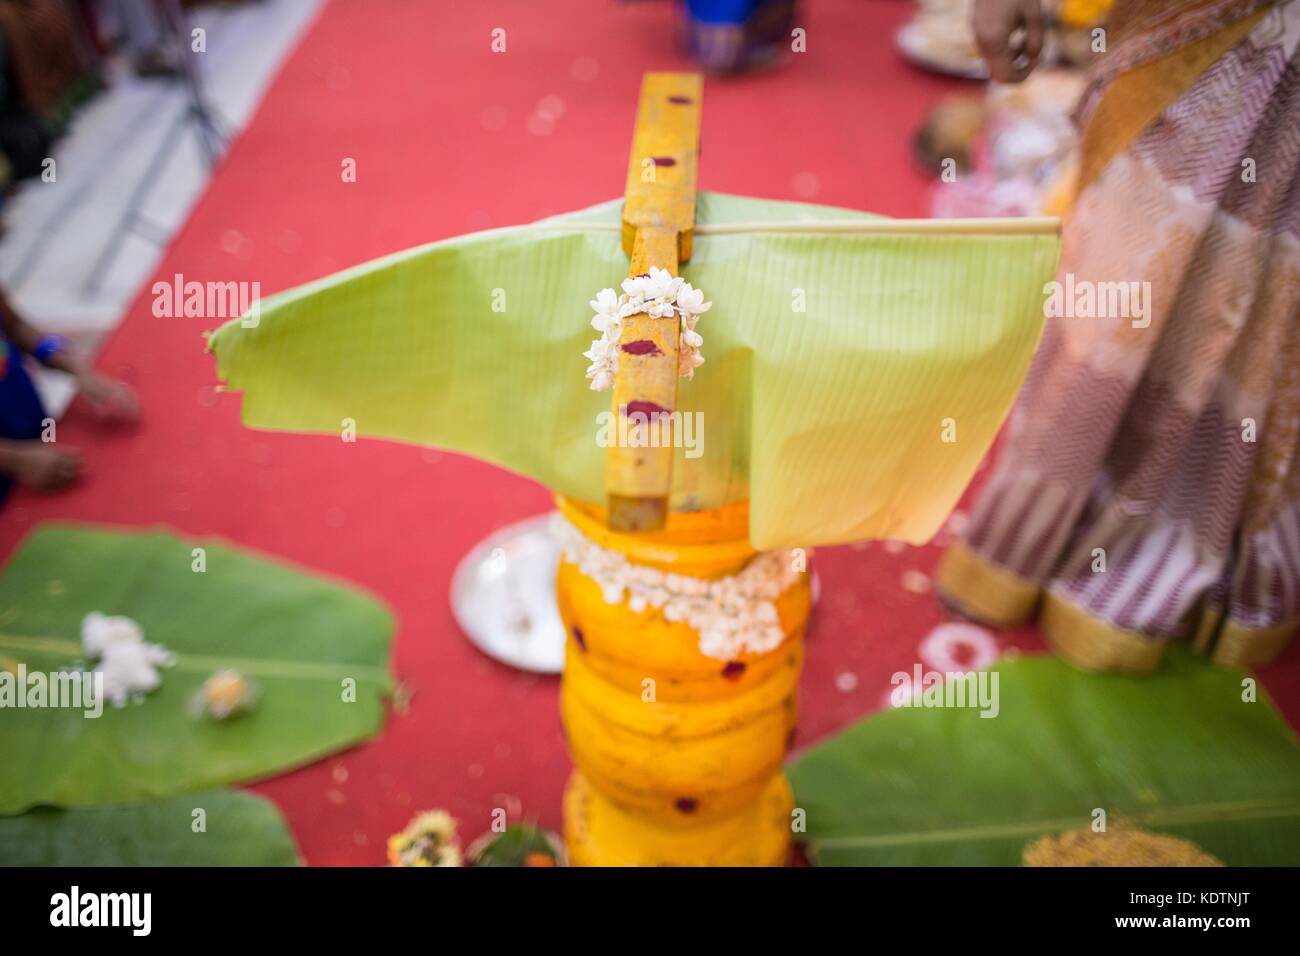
[209,192,1059,549]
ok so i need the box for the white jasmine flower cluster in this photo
[81,612,174,707]
[551,515,799,660]
[585,266,710,391]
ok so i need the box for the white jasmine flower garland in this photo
[585,266,710,391]
[551,514,799,660]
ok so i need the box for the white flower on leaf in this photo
[80,612,174,707]
[81,612,145,657]
[584,273,710,391]
[98,641,172,706]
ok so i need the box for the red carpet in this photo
[5,0,1297,864]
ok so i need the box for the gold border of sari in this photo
[937,540,1297,671]
[934,539,1039,627]
[1041,591,1167,673]
[936,542,1167,672]
[1192,609,1300,667]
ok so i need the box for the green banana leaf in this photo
[0,524,394,813]
[209,193,1059,549]
[0,790,300,866]
[788,649,1300,865]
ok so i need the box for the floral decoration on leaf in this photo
[387,810,462,867]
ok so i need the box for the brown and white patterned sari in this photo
[938,0,1300,670]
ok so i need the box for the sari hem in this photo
[935,539,1039,628]
[1042,591,1168,673]
[1192,610,1300,667]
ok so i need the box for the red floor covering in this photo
[4,0,1296,864]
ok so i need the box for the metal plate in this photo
[450,513,566,674]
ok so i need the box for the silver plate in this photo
[450,513,566,674]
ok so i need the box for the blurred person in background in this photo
[0,284,138,499]
[679,0,797,72]
[937,0,1299,670]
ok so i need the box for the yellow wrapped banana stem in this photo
[555,497,811,866]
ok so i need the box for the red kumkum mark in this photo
[721,661,746,680]
[571,626,586,652]
[667,96,693,104]
[621,339,662,356]
[674,797,698,814]
[651,156,677,167]
[624,400,670,418]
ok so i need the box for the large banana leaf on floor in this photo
[208,193,1059,549]
[0,524,394,813]
[788,649,1300,865]
[0,790,300,866]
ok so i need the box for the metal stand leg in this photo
[82,0,227,294]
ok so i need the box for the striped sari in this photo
[937,0,1300,671]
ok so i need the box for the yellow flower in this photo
[1059,0,1115,29]
[195,669,256,719]
[387,810,462,867]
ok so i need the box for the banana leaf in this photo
[0,790,300,866]
[788,649,1300,865]
[0,524,394,813]
[209,193,1059,549]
